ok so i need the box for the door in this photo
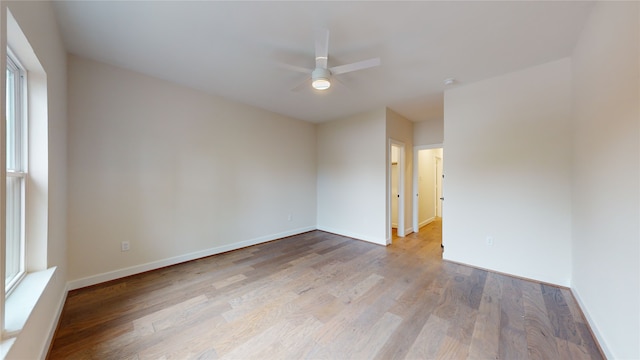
[391,146,399,229]
[435,156,443,218]
[388,140,405,243]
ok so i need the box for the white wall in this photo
[67,55,317,286]
[571,2,639,358]
[317,109,386,245]
[443,58,573,286]
[1,1,68,358]
[414,118,443,146]
[386,108,413,236]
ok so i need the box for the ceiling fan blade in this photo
[315,28,329,69]
[331,75,347,89]
[330,57,381,75]
[277,62,312,74]
[291,78,311,92]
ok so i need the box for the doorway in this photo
[388,140,405,243]
[435,155,443,218]
[412,146,443,232]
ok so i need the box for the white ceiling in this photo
[52,1,594,123]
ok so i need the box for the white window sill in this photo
[0,338,14,360]
[0,267,56,358]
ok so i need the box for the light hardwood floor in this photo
[48,220,603,359]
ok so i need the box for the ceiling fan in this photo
[280,28,381,91]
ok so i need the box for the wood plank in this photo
[521,280,561,359]
[576,322,605,360]
[404,314,450,359]
[498,275,529,360]
[349,311,403,358]
[559,287,586,325]
[374,273,443,359]
[541,284,582,344]
[468,272,502,359]
[434,335,470,359]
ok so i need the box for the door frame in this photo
[388,139,405,244]
[412,144,444,233]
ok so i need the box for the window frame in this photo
[5,48,27,296]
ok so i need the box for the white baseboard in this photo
[419,217,436,228]
[67,226,316,290]
[570,287,612,359]
[316,226,387,246]
[394,227,415,237]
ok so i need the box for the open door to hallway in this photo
[413,147,443,232]
[388,140,405,243]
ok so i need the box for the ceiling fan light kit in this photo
[312,68,331,90]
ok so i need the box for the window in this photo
[2,10,52,344]
[5,50,26,295]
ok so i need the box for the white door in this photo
[388,141,405,242]
[435,156,443,218]
[391,162,399,228]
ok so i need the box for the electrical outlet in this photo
[121,241,130,252]
[287,214,292,221]
[486,236,494,246]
